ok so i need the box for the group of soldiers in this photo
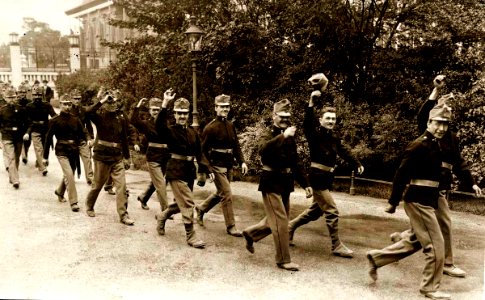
[0,74,482,300]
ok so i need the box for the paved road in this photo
[0,146,484,300]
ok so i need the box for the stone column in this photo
[9,33,22,88]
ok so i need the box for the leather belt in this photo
[32,120,45,124]
[441,162,453,170]
[212,148,233,154]
[97,139,121,148]
[310,162,335,172]
[57,139,76,144]
[410,179,439,188]
[262,165,292,173]
[6,127,18,131]
[148,142,168,148]
[171,153,194,161]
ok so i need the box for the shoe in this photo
[390,232,402,243]
[54,191,67,202]
[242,231,254,254]
[13,182,19,189]
[120,215,135,226]
[332,243,354,258]
[71,203,80,212]
[105,188,115,195]
[155,213,166,235]
[22,158,27,165]
[277,262,299,271]
[137,196,149,210]
[443,265,466,278]
[195,206,204,226]
[226,225,243,237]
[420,290,451,300]
[42,170,48,176]
[86,210,96,217]
[366,251,378,281]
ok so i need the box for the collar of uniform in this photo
[272,125,284,135]
[216,116,227,122]
[423,130,439,142]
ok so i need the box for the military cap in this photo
[429,103,452,122]
[173,98,190,112]
[149,97,163,108]
[4,87,17,98]
[32,85,43,96]
[71,89,82,99]
[215,94,231,106]
[273,98,292,117]
[59,94,72,103]
[17,85,28,93]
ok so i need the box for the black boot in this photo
[156,203,179,235]
[184,223,205,249]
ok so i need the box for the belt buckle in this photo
[329,167,335,172]
[12,127,17,131]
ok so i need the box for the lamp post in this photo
[9,32,22,88]
[184,16,204,128]
[68,34,80,73]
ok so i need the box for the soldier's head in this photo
[31,85,43,101]
[319,106,337,130]
[71,89,82,106]
[17,85,28,99]
[214,94,231,118]
[3,87,17,104]
[102,89,119,112]
[42,79,48,86]
[173,98,190,126]
[148,97,162,118]
[59,94,73,113]
[427,102,452,139]
[272,99,292,129]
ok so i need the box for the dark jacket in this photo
[131,107,169,165]
[388,131,443,209]
[201,116,245,169]
[0,103,29,141]
[85,101,137,162]
[155,107,209,183]
[258,125,309,194]
[26,99,57,135]
[71,104,94,140]
[417,99,475,190]
[304,106,362,190]
[43,111,86,159]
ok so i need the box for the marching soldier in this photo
[17,84,32,165]
[84,89,140,225]
[43,95,86,212]
[26,85,57,176]
[366,103,472,300]
[70,89,94,184]
[131,97,170,211]
[288,86,364,258]
[242,99,312,271]
[154,89,210,249]
[195,94,248,237]
[0,87,30,189]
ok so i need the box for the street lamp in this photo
[184,16,204,128]
[68,34,80,47]
[9,32,19,45]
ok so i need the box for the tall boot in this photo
[288,210,319,246]
[184,223,205,249]
[156,203,179,236]
[196,194,222,226]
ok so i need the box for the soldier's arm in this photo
[417,75,444,132]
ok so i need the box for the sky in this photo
[0,0,82,45]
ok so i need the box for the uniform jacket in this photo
[388,131,443,209]
[155,107,209,183]
[258,125,309,194]
[85,101,137,162]
[71,104,94,140]
[131,107,169,164]
[43,111,86,159]
[26,99,57,135]
[0,103,29,141]
[201,116,245,169]
[304,106,362,190]
[417,99,475,190]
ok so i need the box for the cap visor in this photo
[276,112,291,117]
[173,108,190,112]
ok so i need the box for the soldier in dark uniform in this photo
[17,84,32,165]
[131,97,170,211]
[388,75,482,279]
[242,99,313,271]
[195,94,248,237]
[155,89,210,249]
[25,85,57,176]
[365,104,469,300]
[84,89,139,225]
[43,95,87,212]
[70,89,94,185]
[288,87,364,258]
[0,87,30,189]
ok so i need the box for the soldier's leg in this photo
[3,140,19,186]
[104,176,114,194]
[138,181,156,204]
[110,160,129,219]
[288,199,324,245]
[31,132,46,174]
[21,136,30,164]
[85,159,111,214]
[147,161,168,211]
[56,155,78,210]
[404,202,445,295]
[78,141,93,183]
